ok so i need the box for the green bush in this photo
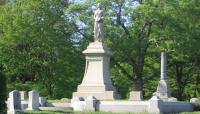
[0,71,7,113]
[7,81,35,93]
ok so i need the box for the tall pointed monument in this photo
[72,3,120,100]
[156,52,171,99]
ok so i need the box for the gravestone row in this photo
[7,90,46,114]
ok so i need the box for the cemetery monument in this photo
[72,3,120,100]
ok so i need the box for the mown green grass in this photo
[181,112,200,114]
[24,110,200,114]
[48,98,70,103]
[24,111,151,114]
[24,110,71,114]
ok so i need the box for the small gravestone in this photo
[28,90,39,110]
[148,95,162,113]
[20,91,26,100]
[39,97,47,107]
[190,98,199,103]
[85,96,98,112]
[190,98,200,110]
[129,91,143,101]
[7,90,23,114]
[71,97,85,111]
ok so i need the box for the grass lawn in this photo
[24,110,200,114]
[48,98,70,103]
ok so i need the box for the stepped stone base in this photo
[72,42,120,100]
[73,91,120,100]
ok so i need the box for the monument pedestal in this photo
[156,80,171,99]
[73,42,120,100]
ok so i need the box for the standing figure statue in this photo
[94,3,104,42]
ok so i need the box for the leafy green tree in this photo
[0,0,84,98]
[66,0,200,100]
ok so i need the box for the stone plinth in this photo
[129,91,143,101]
[73,42,120,100]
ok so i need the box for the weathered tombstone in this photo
[28,90,39,110]
[21,100,28,110]
[190,98,200,110]
[20,91,28,110]
[190,98,199,103]
[85,96,98,112]
[7,90,23,114]
[71,97,85,111]
[39,97,47,107]
[71,97,84,103]
[129,91,143,101]
[20,91,26,101]
[148,95,163,113]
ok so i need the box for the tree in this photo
[66,0,200,99]
[0,0,84,98]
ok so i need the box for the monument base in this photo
[73,91,120,100]
[156,80,171,99]
[72,42,120,100]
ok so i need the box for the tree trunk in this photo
[175,62,184,100]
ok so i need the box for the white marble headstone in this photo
[7,90,23,114]
[39,97,47,107]
[28,90,39,110]
[20,91,26,100]
[129,91,143,101]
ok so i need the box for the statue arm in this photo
[99,16,104,21]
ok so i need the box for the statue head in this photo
[97,3,103,9]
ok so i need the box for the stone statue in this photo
[94,3,104,42]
